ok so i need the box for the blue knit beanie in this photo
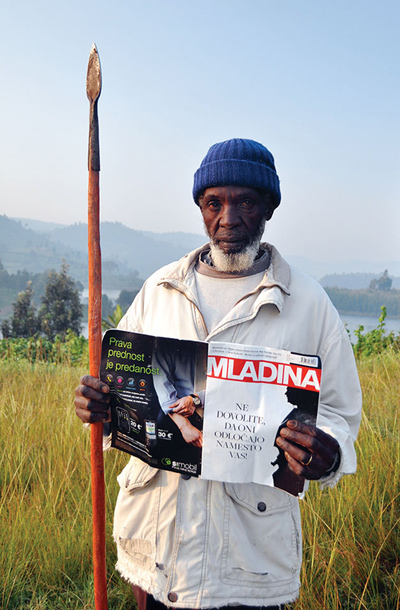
[193,138,281,209]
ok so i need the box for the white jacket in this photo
[113,244,361,608]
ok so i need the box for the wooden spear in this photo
[86,43,108,609]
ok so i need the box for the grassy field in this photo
[0,353,399,609]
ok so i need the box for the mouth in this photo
[214,234,250,253]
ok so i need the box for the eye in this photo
[239,199,255,210]
[206,200,221,211]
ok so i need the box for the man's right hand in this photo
[75,375,111,423]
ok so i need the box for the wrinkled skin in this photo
[198,185,273,254]
[276,420,339,480]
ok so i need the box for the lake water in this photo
[341,314,400,340]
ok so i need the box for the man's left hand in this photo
[276,420,340,480]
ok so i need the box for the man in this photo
[152,336,207,450]
[75,138,361,609]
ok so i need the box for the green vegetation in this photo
[325,287,400,318]
[0,362,134,609]
[38,263,83,340]
[0,331,89,367]
[298,350,400,609]
[0,321,399,608]
[352,307,400,358]
[323,270,400,319]
[102,304,125,331]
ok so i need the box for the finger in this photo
[282,424,340,470]
[74,393,109,413]
[286,420,339,450]
[283,451,316,478]
[80,375,110,393]
[75,401,111,424]
[280,425,333,460]
[76,383,111,404]
[276,435,314,466]
[276,437,335,480]
[280,426,318,450]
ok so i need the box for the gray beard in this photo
[207,220,266,273]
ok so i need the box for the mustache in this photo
[213,230,252,242]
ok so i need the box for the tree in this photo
[117,289,140,313]
[101,293,115,320]
[8,282,39,337]
[1,319,11,338]
[38,262,83,340]
[369,270,392,292]
[377,269,392,291]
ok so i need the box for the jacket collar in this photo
[157,243,291,338]
[158,242,291,297]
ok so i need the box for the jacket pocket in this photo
[117,456,160,493]
[221,482,301,588]
[114,457,161,571]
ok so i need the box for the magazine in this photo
[100,329,321,496]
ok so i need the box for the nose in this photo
[219,203,241,228]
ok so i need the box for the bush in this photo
[0,331,88,367]
[352,306,400,358]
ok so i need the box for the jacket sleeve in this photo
[316,324,362,488]
[117,290,145,333]
[152,348,179,414]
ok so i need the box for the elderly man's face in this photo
[199,186,273,255]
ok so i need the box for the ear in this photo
[265,206,274,221]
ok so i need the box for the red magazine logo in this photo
[207,356,321,392]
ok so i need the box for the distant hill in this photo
[0,215,88,279]
[4,215,400,288]
[320,272,400,290]
[325,287,400,318]
[1,216,206,287]
[285,256,400,282]
[48,222,206,279]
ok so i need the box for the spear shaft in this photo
[86,43,108,610]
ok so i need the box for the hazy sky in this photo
[1,0,399,268]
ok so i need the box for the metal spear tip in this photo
[86,43,102,103]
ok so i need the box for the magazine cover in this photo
[100,330,321,495]
[201,341,321,496]
[100,329,208,477]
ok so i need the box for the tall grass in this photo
[1,353,399,608]
[0,362,134,609]
[298,351,400,609]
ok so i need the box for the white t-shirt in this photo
[194,248,270,334]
